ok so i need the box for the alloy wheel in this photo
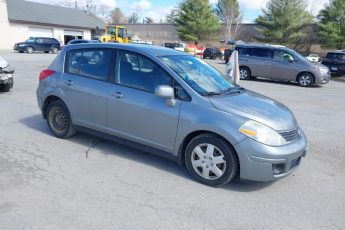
[191,143,226,180]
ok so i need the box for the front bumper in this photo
[314,71,331,85]
[234,131,308,182]
[13,45,26,52]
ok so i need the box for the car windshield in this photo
[25,39,35,43]
[159,55,237,96]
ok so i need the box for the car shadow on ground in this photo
[20,113,273,192]
[247,78,322,88]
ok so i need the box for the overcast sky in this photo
[30,0,330,23]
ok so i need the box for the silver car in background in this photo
[236,44,330,87]
[36,43,308,186]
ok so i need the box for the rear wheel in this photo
[185,134,238,186]
[239,67,251,80]
[297,73,314,87]
[46,100,76,138]
[26,46,33,54]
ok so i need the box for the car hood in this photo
[0,56,8,68]
[209,90,297,131]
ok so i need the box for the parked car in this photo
[67,39,100,45]
[164,43,185,52]
[203,47,223,59]
[224,48,234,64]
[14,37,61,54]
[305,54,321,63]
[234,44,330,87]
[321,51,345,75]
[36,43,308,186]
[0,56,14,92]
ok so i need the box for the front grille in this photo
[279,129,300,143]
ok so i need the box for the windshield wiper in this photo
[221,87,244,95]
[202,91,222,96]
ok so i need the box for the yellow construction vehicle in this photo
[99,25,130,43]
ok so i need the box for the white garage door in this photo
[64,30,83,37]
[28,27,53,37]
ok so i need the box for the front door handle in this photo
[111,92,123,99]
[64,80,74,86]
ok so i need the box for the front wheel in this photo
[185,134,238,186]
[26,46,33,54]
[51,46,59,54]
[239,67,251,80]
[46,100,76,138]
[297,73,314,87]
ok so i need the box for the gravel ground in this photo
[0,50,344,230]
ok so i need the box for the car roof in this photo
[327,51,345,55]
[62,43,188,57]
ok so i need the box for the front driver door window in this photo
[106,50,181,153]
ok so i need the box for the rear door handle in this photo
[64,80,74,86]
[111,92,123,99]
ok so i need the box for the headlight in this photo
[317,67,329,74]
[239,120,287,146]
[2,65,15,73]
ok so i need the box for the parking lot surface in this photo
[0,50,344,230]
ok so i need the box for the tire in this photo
[26,46,33,54]
[239,67,251,80]
[185,133,238,186]
[0,79,13,92]
[51,46,59,54]
[46,100,76,139]
[297,73,314,87]
[44,51,49,53]
[202,55,206,59]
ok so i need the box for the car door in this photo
[106,50,181,153]
[270,50,300,81]
[61,48,113,132]
[249,47,273,78]
[34,38,45,51]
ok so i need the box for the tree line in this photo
[171,0,344,50]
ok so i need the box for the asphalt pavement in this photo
[0,50,344,230]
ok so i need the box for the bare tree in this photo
[215,0,242,41]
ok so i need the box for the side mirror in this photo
[155,85,176,107]
[288,56,295,63]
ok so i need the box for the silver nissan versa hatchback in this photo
[36,43,308,186]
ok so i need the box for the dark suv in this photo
[203,48,223,60]
[14,37,61,54]
[321,51,345,75]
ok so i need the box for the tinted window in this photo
[36,38,44,44]
[326,53,345,60]
[237,47,251,56]
[116,51,172,92]
[66,49,112,81]
[252,48,272,58]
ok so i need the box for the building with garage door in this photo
[0,0,105,49]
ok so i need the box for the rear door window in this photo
[252,48,272,58]
[237,47,251,56]
[66,49,112,81]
